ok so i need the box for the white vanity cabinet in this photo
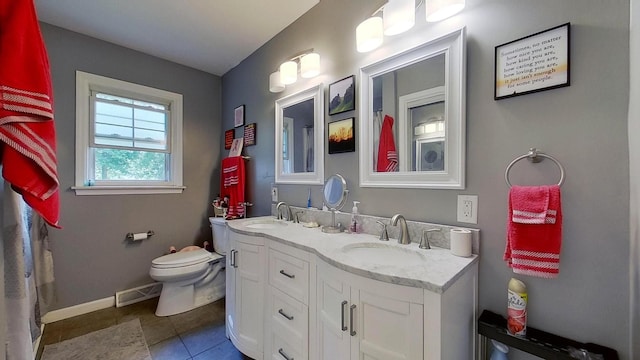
[226,231,265,360]
[316,260,424,360]
[226,218,479,360]
[264,241,311,360]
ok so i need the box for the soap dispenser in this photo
[350,201,362,233]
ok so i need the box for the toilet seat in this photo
[152,248,222,269]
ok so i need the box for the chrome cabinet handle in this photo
[232,250,238,268]
[350,304,356,336]
[279,269,295,279]
[278,309,294,321]
[341,301,348,331]
[230,250,236,268]
[278,348,294,360]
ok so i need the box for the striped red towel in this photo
[221,156,245,219]
[0,0,60,228]
[504,185,562,278]
[376,115,398,172]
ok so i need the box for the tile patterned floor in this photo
[38,297,253,360]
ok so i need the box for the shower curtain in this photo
[3,180,56,360]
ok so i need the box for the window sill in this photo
[72,185,186,196]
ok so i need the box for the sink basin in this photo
[341,243,426,266]
[244,219,288,230]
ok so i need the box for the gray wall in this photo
[41,23,223,309]
[222,0,631,358]
[630,0,639,357]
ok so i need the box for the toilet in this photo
[149,217,228,316]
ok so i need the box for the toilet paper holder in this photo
[126,230,155,240]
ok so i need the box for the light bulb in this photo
[280,61,297,85]
[300,53,320,78]
[383,0,415,36]
[356,17,383,53]
[426,0,465,22]
[269,71,285,92]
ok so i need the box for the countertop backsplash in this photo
[270,205,480,255]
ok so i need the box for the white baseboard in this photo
[42,296,115,324]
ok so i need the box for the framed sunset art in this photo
[328,117,355,154]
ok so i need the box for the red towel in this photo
[376,115,398,172]
[0,0,60,228]
[221,156,245,219]
[504,185,562,278]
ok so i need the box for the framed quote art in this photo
[495,23,570,100]
[243,123,256,146]
[224,129,234,150]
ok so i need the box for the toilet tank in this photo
[209,217,228,255]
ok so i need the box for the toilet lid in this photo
[152,248,214,269]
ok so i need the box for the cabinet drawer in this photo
[269,287,308,339]
[269,248,309,304]
[269,329,307,360]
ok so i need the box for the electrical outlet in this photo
[457,195,478,224]
[271,185,278,202]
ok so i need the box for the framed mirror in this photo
[358,27,466,189]
[275,84,324,184]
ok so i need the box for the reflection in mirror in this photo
[275,84,324,184]
[321,174,348,233]
[359,27,466,189]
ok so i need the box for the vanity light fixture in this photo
[269,50,321,92]
[356,0,465,53]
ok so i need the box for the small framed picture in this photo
[224,129,234,150]
[328,117,355,154]
[495,23,570,100]
[244,123,256,146]
[234,105,245,128]
[328,75,355,115]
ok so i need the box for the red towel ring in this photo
[505,148,565,187]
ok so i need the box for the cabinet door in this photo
[352,287,423,360]
[234,240,265,358]
[226,239,237,342]
[316,262,350,360]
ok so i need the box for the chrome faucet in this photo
[391,214,411,245]
[276,201,292,221]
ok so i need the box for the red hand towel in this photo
[504,185,562,278]
[221,156,245,219]
[0,0,60,228]
[510,185,557,224]
[376,115,398,172]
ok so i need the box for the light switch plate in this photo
[271,185,278,202]
[457,195,478,224]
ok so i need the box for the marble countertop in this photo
[226,216,478,294]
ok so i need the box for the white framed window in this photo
[74,71,185,195]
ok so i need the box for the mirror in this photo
[322,174,348,233]
[275,84,324,184]
[359,27,466,189]
[323,174,348,210]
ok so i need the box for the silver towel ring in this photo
[504,148,565,187]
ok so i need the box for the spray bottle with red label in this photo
[507,278,527,337]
